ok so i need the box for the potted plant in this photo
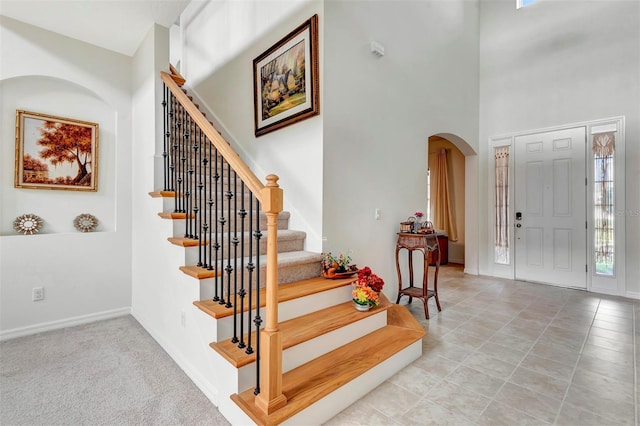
[321,252,357,278]
[351,266,385,311]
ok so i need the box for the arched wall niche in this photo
[1,75,118,234]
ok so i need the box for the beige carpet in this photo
[0,315,230,426]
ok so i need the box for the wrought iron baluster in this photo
[253,198,262,396]
[213,149,221,302]
[246,195,254,355]
[219,153,227,306]
[224,162,233,309]
[203,138,215,270]
[162,85,169,191]
[231,170,239,343]
[176,107,185,213]
[238,181,247,349]
[193,126,202,247]
[184,114,193,237]
[169,94,178,207]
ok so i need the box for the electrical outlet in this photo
[32,287,44,301]
[375,208,381,220]
[180,311,186,327]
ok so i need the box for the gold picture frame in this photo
[253,14,319,137]
[15,110,99,191]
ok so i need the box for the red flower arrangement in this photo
[357,267,384,292]
[352,267,385,307]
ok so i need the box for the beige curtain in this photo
[432,149,458,241]
[494,146,510,264]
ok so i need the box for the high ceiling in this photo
[0,0,192,56]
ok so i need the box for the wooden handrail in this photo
[162,69,286,414]
[160,71,265,200]
[169,64,185,86]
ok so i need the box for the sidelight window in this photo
[593,132,615,276]
[494,146,510,264]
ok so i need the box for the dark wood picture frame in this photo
[253,14,319,137]
[15,110,99,191]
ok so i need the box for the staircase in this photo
[146,67,426,425]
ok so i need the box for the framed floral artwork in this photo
[15,110,99,191]
[253,14,319,137]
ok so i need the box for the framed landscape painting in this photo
[253,14,319,137]
[15,110,99,191]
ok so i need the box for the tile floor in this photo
[325,264,638,425]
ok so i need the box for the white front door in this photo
[514,127,587,289]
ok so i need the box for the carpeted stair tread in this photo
[230,303,425,426]
[180,250,322,280]
[167,230,306,247]
[156,210,290,223]
[193,275,356,320]
[210,294,392,368]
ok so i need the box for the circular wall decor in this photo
[13,213,43,235]
[74,213,98,233]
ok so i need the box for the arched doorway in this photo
[427,133,476,268]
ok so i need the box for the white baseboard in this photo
[625,291,640,300]
[0,307,131,341]
[131,308,220,407]
[463,267,478,275]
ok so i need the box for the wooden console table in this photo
[394,232,442,319]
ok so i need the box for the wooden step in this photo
[193,276,356,320]
[179,265,220,279]
[231,304,425,426]
[211,294,390,369]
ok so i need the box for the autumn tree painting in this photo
[15,110,99,191]
[38,121,93,185]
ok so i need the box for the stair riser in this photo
[169,216,290,238]
[169,177,252,191]
[282,312,387,374]
[207,260,322,293]
[181,215,280,236]
[191,262,322,314]
[163,193,254,207]
[209,285,353,342]
[165,153,229,169]
[282,341,423,426]
[231,311,387,394]
[182,234,305,263]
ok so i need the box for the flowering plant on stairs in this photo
[352,267,385,307]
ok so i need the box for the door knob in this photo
[516,223,522,228]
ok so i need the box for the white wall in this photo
[478,0,640,294]
[180,0,324,251]
[0,17,133,338]
[323,0,480,300]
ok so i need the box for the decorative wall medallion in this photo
[13,213,43,235]
[74,213,98,232]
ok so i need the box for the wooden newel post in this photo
[255,174,288,414]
